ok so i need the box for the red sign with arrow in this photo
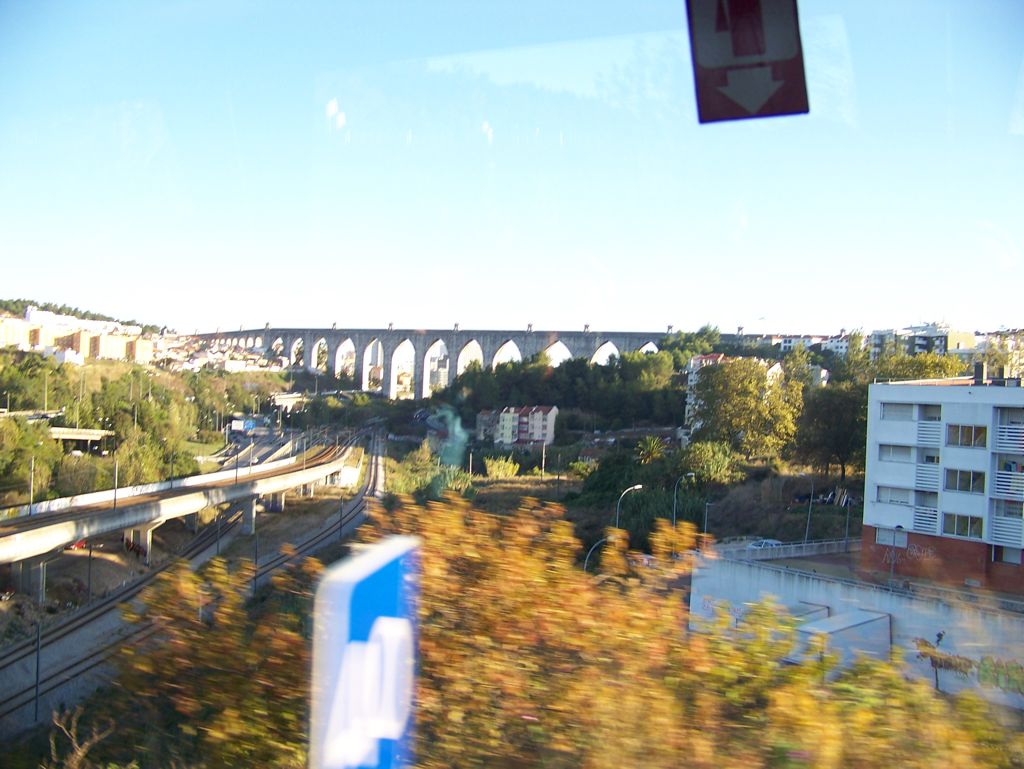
[686,0,809,123]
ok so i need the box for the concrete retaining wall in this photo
[691,555,1024,708]
[716,538,862,562]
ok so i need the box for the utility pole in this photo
[76,368,84,429]
[541,442,546,480]
[252,535,259,597]
[29,455,35,515]
[34,620,41,721]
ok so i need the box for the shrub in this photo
[483,454,520,479]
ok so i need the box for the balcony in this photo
[991,515,1024,548]
[994,471,1024,501]
[914,464,940,491]
[916,421,941,446]
[996,424,1024,453]
[912,506,939,535]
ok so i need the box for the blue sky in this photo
[1,0,1021,335]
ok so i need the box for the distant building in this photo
[820,332,854,357]
[0,316,31,350]
[482,406,559,447]
[476,410,499,442]
[868,323,980,361]
[685,353,727,390]
[127,338,154,364]
[90,333,130,361]
[43,346,85,365]
[777,334,826,353]
[29,326,56,349]
[55,330,93,355]
[862,365,1024,594]
[809,364,830,387]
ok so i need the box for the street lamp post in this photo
[28,455,35,516]
[703,501,715,534]
[614,484,643,529]
[672,473,695,530]
[87,543,105,601]
[585,485,643,574]
[804,476,815,543]
[889,525,904,590]
[583,537,606,572]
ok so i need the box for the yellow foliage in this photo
[362,494,1018,769]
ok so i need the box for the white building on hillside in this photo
[862,365,1024,593]
[495,406,558,447]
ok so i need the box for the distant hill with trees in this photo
[0,298,161,334]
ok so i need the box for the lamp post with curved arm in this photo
[583,537,606,572]
[615,484,644,529]
[672,473,695,530]
[586,484,644,573]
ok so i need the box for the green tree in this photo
[676,440,737,485]
[830,331,873,385]
[873,351,968,381]
[782,345,816,392]
[635,435,667,465]
[55,453,100,496]
[692,359,802,459]
[796,382,867,481]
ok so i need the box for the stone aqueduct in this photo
[198,327,667,399]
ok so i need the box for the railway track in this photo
[0,431,380,727]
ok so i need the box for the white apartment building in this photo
[867,322,979,361]
[494,406,558,447]
[821,333,853,357]
[862,366,1024,592]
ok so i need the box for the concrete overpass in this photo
[0,438,366,599]
[197,325,670,399]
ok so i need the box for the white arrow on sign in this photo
[717,65,782,114]
[322,616,414,769]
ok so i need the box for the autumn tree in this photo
[361,496,1019,769]
[116,555,319,768]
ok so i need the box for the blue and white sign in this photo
[310,536,420,769]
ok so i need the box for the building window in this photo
[946,424,988,448]
[994,546,1023,565]
[879,444,913,462]
[942,513,983,539]
[944,469,985,494]
[920,450,940,464]
[881,402,914,421]
[875,528,908,547]
[877,486,911,505]
[919,404,941,422]
[993,499,1024,518]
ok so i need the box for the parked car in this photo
[746,538,783,550]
